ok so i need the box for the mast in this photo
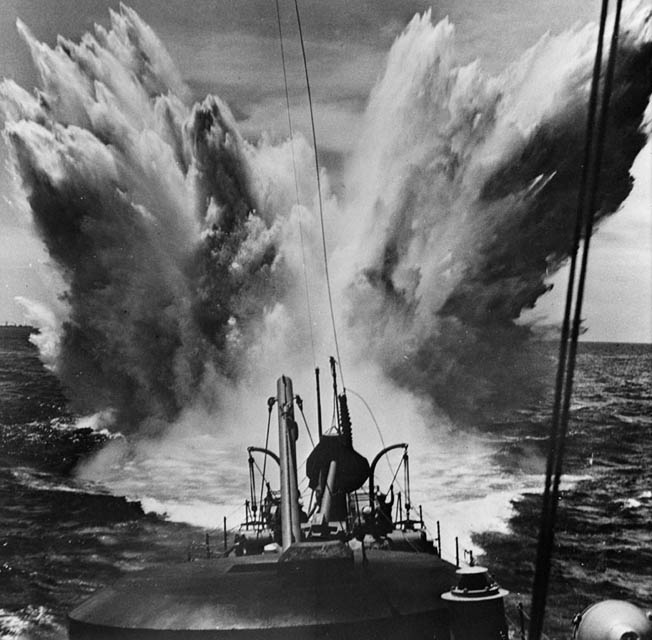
[277,375,301,549]
[315,367,323,439]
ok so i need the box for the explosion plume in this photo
[2,4,651,431]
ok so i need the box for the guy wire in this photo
[274,0,317,369]
[293,0,346,388]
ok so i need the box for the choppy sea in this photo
[0,326,650,639]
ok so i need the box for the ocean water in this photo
[1,4,651,639]
[477,341,652,638]
[0,326,649,639]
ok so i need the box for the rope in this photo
[346,387,396,477]
[528,1,621,636]
[388,457,403,491]
[258,402,275,512]
[296,400,316,447]
[252,457,267,479]
[346,388,388,450]
[293,0,345,388]
[274,0,317,369]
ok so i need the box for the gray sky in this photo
[0,0,650,342]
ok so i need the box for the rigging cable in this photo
[346,387,396,477]
[346,388,388,450]
[293,0,346,388]
[528,1,623,637]
[295,395,316,446]
[274,0,317,369]
[258,398,275,515]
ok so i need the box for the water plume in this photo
[1,7,298,431]
[1,4,651,437]
[340,7,652,422]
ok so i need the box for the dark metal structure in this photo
[68,375,509,640]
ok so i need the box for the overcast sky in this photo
[0,0,649,342]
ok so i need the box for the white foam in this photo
[0,606,65,640]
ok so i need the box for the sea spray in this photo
[1,5,652,546]
[339,7,652,421]
[1,8,308,431]
[3,6,651,431]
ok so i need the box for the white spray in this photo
[2,5,651,546]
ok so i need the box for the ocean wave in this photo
[0,606,65,640]
[10,466,109,497]
[138,496,241,530]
